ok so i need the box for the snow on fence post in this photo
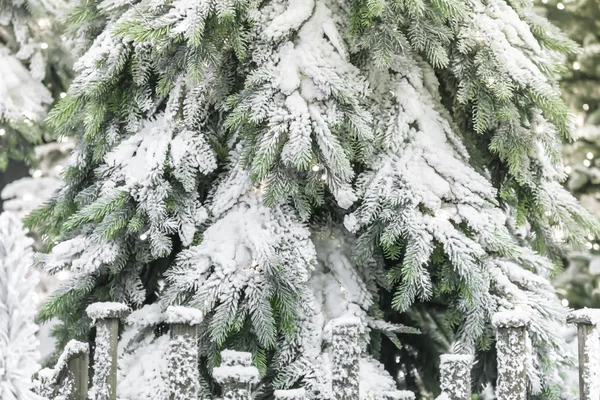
[566,308,600,400]
[67,343,90,400]
[492,310,530,400]
[439,354,472,400]
[165,306,203,400]
[86,302,131,400]
[274,389,306,400]
[34,340,89,400]
[213,350,259,400]
[375,390,416,400]
[331,317,361,400]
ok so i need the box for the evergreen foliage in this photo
[0,0,73,169]
[30,0,599,397]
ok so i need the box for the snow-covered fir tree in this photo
[0,212,42,400]
[29,0,600,398]
[0,0,72,168]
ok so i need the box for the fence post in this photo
[492,310,530,400]
[274,389,306,400]
[34,339,89,400]
[68,345,90,400]
[86,302,130,400]
[567,308,600,400]
[439,354,472,400]
[331,317,361,400]
[213,350,259,399]
[165,306,203,400]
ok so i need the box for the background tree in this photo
[29,0,596,398]
[0,212,42,400]
[0,0,72,170]
[536,0,600,310]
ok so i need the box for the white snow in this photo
[220,350,253,367]
[439,354,473,363]
[567,308,600,325]
[274,388,306,399]
[0,47,52,122]
[164,305,203,325]
[492,310,532,328]
[0,212,41,400]
[126,304,165,327]
[52,340,89,381]
[212,351,259,384]
[86,302,131,322]
[117,327,170,400]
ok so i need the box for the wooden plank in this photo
[213,350,259,400]
[567,308,600,400]
[92,318,120,400]
[68,351,89,400]
[495,326,527,400]
[439,354,472,400]
[331,318,361,400]
[168,323,200,400]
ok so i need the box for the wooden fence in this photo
[34,304,600,400]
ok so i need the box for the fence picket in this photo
[439,354,472,400]
[86,302,131,400]
[165,306,203,400]
[332,318,361,400]
[567,309,600,400]
[213,350,259,400]
[42,306,600,400]
[492,311,530,400]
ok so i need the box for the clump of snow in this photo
[439,354,473,363]
[386,391,416,400]
[164,305,203,325]
[126,303,165,328]
[359,359,400,398]
[220,350,253,367]
[331,317,362,329]
[491,309,531,328]
[86,301,131,323]
[51,340,89,382]
[213,350,259,385]
[117,328,170,400]
[274,388,306,399]
[566,308,600,325]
